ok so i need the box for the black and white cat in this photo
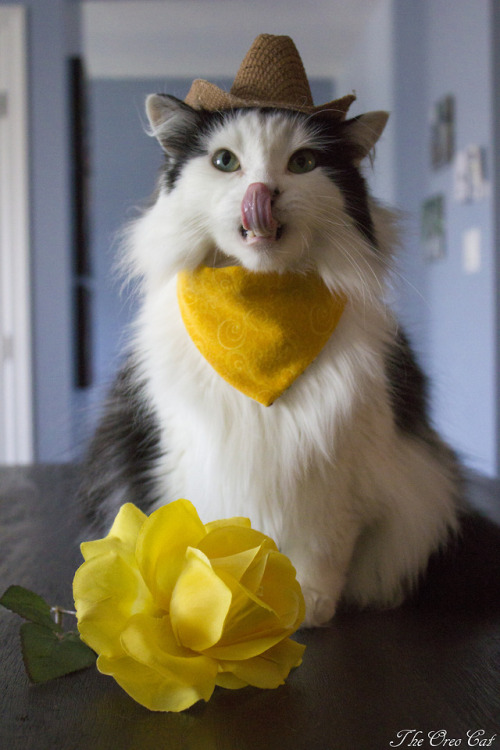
[80,95,462,628]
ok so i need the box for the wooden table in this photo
[1,465,499,750]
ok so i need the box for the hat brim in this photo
[185,79,355,120]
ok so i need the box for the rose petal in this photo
[198,526,277,561]
[111,612,218,711]
[214,671,248,689]
[97,654,205,712]
[204,572,292,660]
[238,548,268,593]
[135,500,206,610]
[204,517,251,534]
[217,638,305,689]
[170,548,232,652]
[74,551,155,657]
[209,545,263,584]
[257,550,305,628]
[203,551,304,659]
[80,503,147,563]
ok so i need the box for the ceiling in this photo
[82,0,385,79]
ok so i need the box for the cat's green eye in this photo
[212,149,241,172]
[288,149,317,174]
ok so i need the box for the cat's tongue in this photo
[241,183,279,241]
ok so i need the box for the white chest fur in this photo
[138,276,381,526]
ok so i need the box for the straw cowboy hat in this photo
[184,33,355,120]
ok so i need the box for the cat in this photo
[79,94,463,628]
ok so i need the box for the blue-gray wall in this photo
[341,0,499,476]
[88,79,161,393]
[494,0,500,483]
[394,0,497,475]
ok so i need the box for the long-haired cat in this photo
[80,55,462,628]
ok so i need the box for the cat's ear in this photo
[344,111,389,164]
[146,94,199,153]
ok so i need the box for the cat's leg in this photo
[353,437,460,610]
[294,557,348,628]
[342,481,458,610]
[341,518,416,609]
[284,523,359,628]
[277,469,361,628]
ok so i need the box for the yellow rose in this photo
[73,499,305,712]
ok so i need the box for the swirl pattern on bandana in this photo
[177,266,346,406]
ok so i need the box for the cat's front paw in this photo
[301,587,337,628]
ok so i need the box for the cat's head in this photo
[127,95,391,298]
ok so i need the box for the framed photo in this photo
[421,195,446,262]
[430,95,455,170]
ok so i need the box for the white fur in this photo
[125,109,459,627]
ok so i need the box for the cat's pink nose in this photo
[241,182,279,239]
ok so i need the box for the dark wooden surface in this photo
[1,465,499,750]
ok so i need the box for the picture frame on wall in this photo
[421,194,446,262]
[430,94,455,170]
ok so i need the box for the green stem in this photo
[50,606,77,628]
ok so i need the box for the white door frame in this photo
[0,6,33,464]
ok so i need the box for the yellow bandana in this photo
[177,266,346,406]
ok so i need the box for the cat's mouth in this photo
[240,182,283,245]
[239,223,284,244]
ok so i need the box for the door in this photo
[0,6,33,463]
